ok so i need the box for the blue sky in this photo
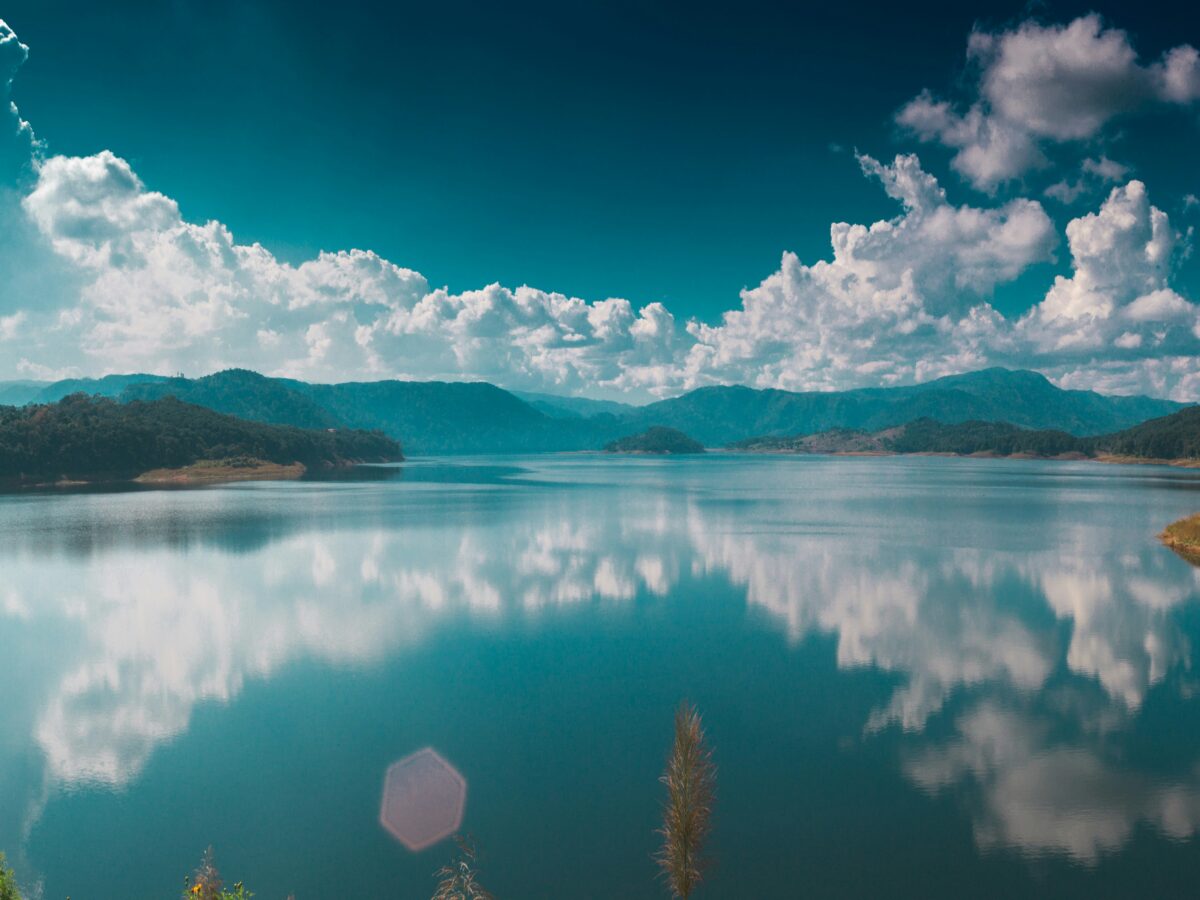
[1,1,1200,399]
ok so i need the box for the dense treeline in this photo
[733,409,1200,460]
[732,419,1083,456]
[1092,406,1200,459]
[123,369,342,430]
[888,419,1083,456]
[0,394,402,482]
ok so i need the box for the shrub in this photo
[0,853,21,900]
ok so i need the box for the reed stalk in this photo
[656,701,716,899]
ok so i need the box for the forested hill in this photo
[120,370,602,454]
[604,427,705,454]
[0,394,402,482]
[122,370,343,430]
[733,409,1200,461]
[1095,406,1200,459]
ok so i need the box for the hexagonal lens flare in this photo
[379,747,467,852]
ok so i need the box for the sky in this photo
[1,0,1200,400]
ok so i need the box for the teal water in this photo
[4,454,1200,898]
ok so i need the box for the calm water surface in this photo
[4,454,1200,898]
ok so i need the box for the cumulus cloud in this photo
[898,16,1200,192]
[681,167,1200,399]
[12,136,1200,399]
[679,153,1056,391]
[15,150,680,394]
[13,141,1200,399]
[1017,181,1200,396]
[1,15,1199,400]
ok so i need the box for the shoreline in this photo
[725,447,1200,469]
[1161,513,1200,564]
[0,458,388,490]
[134,461,307,484]
[9,450,1200,490]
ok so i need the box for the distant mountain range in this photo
[0,367,1188,454]
[629,368,1185,444]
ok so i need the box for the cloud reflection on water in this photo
[907,698,1200,861]
[2,465,1200,864]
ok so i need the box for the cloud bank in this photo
[1,16,1200,400]
[898,15,1200,193]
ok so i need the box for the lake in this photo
[4,454,1200,898]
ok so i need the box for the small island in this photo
[1161,514,1200,565]
[604,426,705,455]
[0,394,403,486]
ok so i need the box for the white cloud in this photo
[0,18,35,183]
[678,153,1056,391]
[1083,156,1131,182]
[1016,181,1200,395]
[1045,156,1132,205]
[2,15,1200,401]
[16,150,681,396]
[899,15,1200,192]
[0,310,23,341]
[12,140,1200,400]
[13,142,1200,400]
[898,92,1047,190]
[1157,44,1200,104]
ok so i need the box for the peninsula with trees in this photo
[0,394,402,486]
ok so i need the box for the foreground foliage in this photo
[431,837,494,900]
[0,394,402,481]
[2,703,717,899]
[0,853,20,900]
[182,848,256,900]
[657,702,716,898]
